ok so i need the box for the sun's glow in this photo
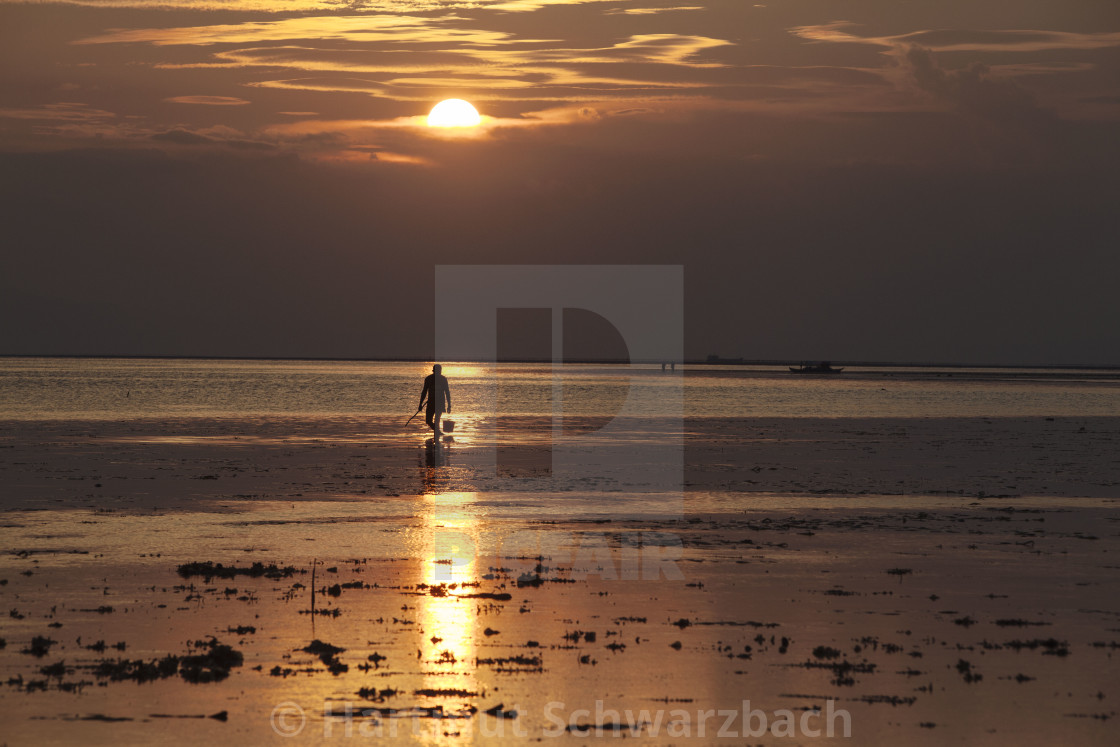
[427,99,481,128]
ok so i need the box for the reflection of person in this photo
[418,364,452,436]
[421,436,451,493]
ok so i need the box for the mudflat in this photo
[1,415,1117,744]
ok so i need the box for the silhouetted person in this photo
[418,364,451,436]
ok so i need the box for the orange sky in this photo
[4,0,1118,161]
[1,1,1118,363]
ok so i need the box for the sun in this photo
[427,99,481,128]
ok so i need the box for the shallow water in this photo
[2,358,1119,421]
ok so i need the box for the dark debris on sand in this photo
[34,637,247,687]
[300,639,348,674]
[176,561,300,581]
[91,638,244,685]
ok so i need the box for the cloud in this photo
[610,34,731,67]
[75,15,524,47]
[151,127,276,150]
[10,0,633,11]
[165,95,251,106]
[17,0,469,11]
[78,16,734,104]
[0,103,137,143]
[786,23,1116,128]
[482,0,623,11]
[605,6,703,16]
[0,102,116,122]
[902,46,1050,123]
[150,128,213,145]
[790,24,1120,54]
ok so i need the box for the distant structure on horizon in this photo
[789,362,844,374]
[705,355,845,374]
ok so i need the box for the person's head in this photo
[433,364,442,374]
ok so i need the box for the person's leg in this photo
[425,404,436,431]
[432,410,442,435]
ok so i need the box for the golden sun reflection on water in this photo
[419,495,482,711]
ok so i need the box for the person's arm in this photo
[418,378,431,410]
[444,381,451,412]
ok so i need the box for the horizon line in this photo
[1,353,1118,371]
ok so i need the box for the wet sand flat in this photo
[2,415,1120,509]
[1,416,1119,744]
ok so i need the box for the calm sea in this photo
[1,357,1118,421]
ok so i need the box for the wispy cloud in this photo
[482,0,624,11]
[78,16,734,106]
[76,15,531,47]
[791,23,1120,54]
[605,6,703,16]
[165,95,251,105]
[151,125,276,149]
[5,0,474,11]
[0,102,281,151]
[0,102,117,122]
[787,22,1120,123]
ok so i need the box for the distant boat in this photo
[789,362,843,374]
